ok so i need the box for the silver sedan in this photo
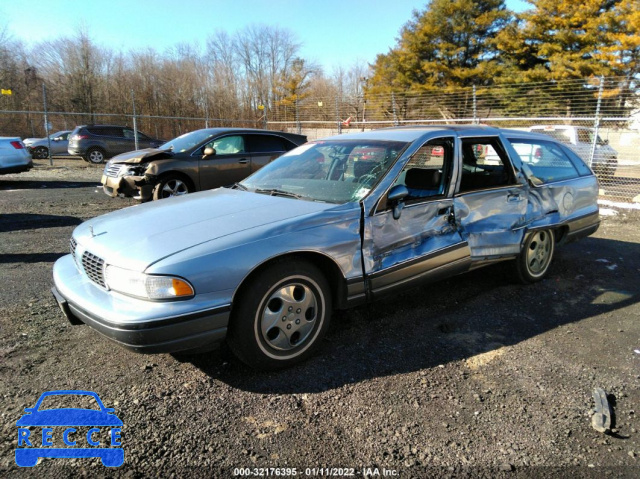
[52,126,599,370]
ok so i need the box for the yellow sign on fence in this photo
[1,89,12,95]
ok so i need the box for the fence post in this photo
[204,95,209,128]
[589,76,604,168]
[295,97,301,135]
[472,85,478,125]
[42,83,52,166]
[392,92,399,126]
[336,97,342,134]
[131,90,139,151]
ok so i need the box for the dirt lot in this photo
[1,159,639,477]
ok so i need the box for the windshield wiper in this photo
[230,182,248,190]
[254,188,304,199]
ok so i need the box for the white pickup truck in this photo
[529,125,618,177]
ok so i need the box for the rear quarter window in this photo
[559,144,593,176]
[508,139,581,183]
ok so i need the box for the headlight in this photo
[104,265,194,300]
[119,165,146,177]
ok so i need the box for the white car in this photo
[529,125,617,176]
[0,137,33,175]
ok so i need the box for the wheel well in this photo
[554,225,569,245]
[157,171,195,192]
[232,252,348,311]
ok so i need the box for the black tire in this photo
[33,146,48,159]
[85,147,106,164]
[227,259,332,370]
[514,229,555,283]
[152,174,192,200]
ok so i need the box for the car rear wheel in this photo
[227,259,332,370]
[514,229,555,283]
[86,148,106,164]
[33,146,48,159]
[152,174,192,200]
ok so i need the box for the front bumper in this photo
[101,174,154,201]
[52,255,230,353]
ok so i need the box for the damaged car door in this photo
[363,137,472,297]
[453,136,529,258]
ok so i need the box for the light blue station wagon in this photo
[53,126,599,369]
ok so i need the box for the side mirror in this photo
[203,147,216,157]
[387,185,409,220]
[602,139,609,145]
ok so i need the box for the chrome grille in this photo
[104,163,124,178]
[70,237,78,267]
[81,251,106,288]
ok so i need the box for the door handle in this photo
[507,193,523,202]
[238,159,249,164]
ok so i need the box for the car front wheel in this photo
[514,229,555,283]
[227,259,332,370]
[152,174,192,200]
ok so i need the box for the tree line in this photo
[0,0,638,138]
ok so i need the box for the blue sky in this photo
[1,0,530,72]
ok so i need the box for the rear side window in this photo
[508,139,580,183]
[90,127,124,137]
[248,135,293,153]
[458,137,516,193]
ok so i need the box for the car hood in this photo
[16,409,123,426]
[74,188,337,271]
[110,148,172,164]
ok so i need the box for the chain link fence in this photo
[2,77,638,200]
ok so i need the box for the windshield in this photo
[160,130,214,153]
[240,139,407,203]
[36,394,101,411]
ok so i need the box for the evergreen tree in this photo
[369,0,512,92]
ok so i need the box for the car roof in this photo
[321,125,503,142]
[190,127,306,139]
[36,389,101,398]
[500,129,567,141]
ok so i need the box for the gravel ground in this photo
[1,159,639,478]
